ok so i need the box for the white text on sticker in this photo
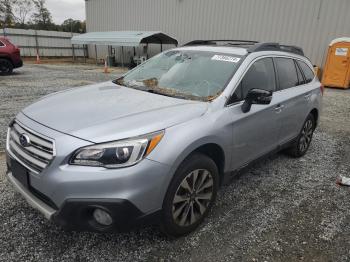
[211,55,241,63]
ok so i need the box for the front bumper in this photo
[6,165,161,231]
[13,58,23,68]
[52,198,161,231]
[6,171,56,220]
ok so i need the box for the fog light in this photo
[92,208,113,226]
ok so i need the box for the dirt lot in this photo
[0,64,350,262]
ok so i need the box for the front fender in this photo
[146,114,232,173]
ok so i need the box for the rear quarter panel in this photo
[0,38,21,65]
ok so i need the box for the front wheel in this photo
[161,154,219,237]
[0,59,13,75]
[286,113,315,157]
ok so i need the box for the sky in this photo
[46,0,86,24]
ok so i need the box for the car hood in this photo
[22,82,208,142]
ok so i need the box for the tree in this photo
[14,0,33,25]
[0,0,16,27]
[61,18,86,33]
[31,0,53,30]
[1,0,86,32]
[0,3,4,28]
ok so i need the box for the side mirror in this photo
[241,88,273,113]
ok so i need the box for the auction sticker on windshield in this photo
[211,55,241,63]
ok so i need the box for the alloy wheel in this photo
[172,169,214,227]
[298,119,313,152]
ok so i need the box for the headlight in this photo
[70,131,164,168]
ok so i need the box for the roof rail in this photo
[183,39,305,56]
[280,45,304,56]
[183,39,259,47]
[248,42,304,56]
[247,42,280,52]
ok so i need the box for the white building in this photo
[85,0,350,66]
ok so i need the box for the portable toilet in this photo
[322,37,350,89]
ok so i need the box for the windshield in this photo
[114,50,243,101]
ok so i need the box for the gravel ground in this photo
[0,64,350,261]
[0,63,123,151]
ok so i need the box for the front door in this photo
[228,57,281,170]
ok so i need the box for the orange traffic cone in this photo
[36,52,40,64]
[104,58,109,73]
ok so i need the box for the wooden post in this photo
[107,45,111,67]
[121,46,124,68]
[72,44,75,62]
[85,44,89,63]
[34,30,39,58]
[95,45,98,65]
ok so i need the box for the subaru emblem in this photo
[19,133,30,147]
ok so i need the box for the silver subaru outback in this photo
[6,40,322,236]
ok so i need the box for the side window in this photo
[0,41,4,47]
[294,60,305,85]
[297,60,315,83]
[231,58,276,102]
[275,58,299,90]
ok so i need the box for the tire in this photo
[161,153,219,237]
[0,58,13,75]
[286,113,315,158]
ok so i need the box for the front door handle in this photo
[274,104,284,112]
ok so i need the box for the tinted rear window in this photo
[295,60,304,85]
[275,58,299,90]
[297,60,315,83]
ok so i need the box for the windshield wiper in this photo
[146,89,186,99]
[112,77,127,87]
[146,87,206,101]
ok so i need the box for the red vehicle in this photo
[0,37,23,74]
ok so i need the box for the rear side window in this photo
[295,60,304,85]
[297,60,315,83]
[0,41,4,47]
[231,58,276,102]
[275,58,299,90]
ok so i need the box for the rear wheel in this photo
[286,113,315,157]
[161,154,219,237]
[0,59,13,75]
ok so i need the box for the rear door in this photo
[273,57,315,145]
[228,57,281,170]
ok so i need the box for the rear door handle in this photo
[304,93,311,100]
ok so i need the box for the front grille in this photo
[7,121,55,174]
